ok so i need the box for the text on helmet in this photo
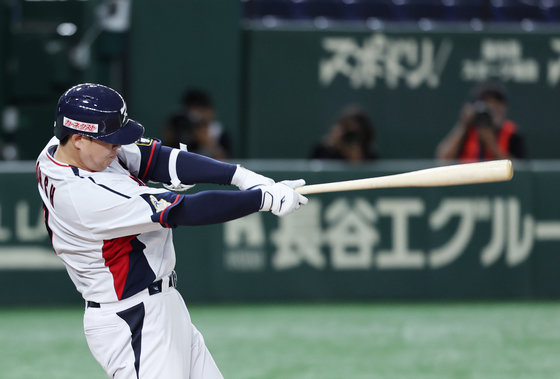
[63,117,99,133]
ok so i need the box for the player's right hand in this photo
[259,179,308,217]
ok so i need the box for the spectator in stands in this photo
[436,80,526,162]
[310,105,378,163]
[162,89,232,160]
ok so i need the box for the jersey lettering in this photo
[42,204,53,241]
[49,185,56,207]
[38,163,57,208]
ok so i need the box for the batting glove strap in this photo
[259,179,308,217]
[231,165,275,190]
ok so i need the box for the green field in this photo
[2,302,560,379]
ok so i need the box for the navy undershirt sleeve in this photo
[167,189,262,226]
[146,144,237,185]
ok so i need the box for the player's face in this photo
[78,137,120,172]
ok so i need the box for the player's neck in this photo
[54,143,88,171]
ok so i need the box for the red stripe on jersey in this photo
[129,175,146,186]
[46,152,71,167]
[102,235,137,300]
[140,140,158,181]
[159,195,181,228]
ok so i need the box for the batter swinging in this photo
[35,83,307,378]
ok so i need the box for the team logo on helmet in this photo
[120,104,128,125]
[63,117,99,133]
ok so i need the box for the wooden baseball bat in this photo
[296,159,513,195]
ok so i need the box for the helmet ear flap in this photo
[54,114,73,140]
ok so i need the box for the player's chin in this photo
[106,155,117,165]
[95,157,115,171]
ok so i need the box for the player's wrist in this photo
[231,165,275,190]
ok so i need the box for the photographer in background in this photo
[162,89,232,160]
[310,105,378,163]
[436,80,526,162]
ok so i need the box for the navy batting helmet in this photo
[54,83,144,145]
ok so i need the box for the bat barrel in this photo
[296,159,513,195]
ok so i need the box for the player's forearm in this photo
[152,145,237,185]
[167,190,261,226]
[138,142,275,191]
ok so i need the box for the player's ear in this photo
[72,134,87,150]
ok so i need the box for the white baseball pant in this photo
[84,280,223,378]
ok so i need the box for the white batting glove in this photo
[259,179,308,217]
[231,165,274,190]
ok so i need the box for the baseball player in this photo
[35,83,308,378]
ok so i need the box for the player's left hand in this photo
[259,179,308,217]
[231,165,275,190]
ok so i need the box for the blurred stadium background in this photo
[2,0,560,378]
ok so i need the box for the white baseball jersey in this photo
[36,136,180,303]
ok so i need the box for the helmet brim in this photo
[95,119,145,145]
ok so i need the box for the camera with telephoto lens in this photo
[471,100,494,128]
